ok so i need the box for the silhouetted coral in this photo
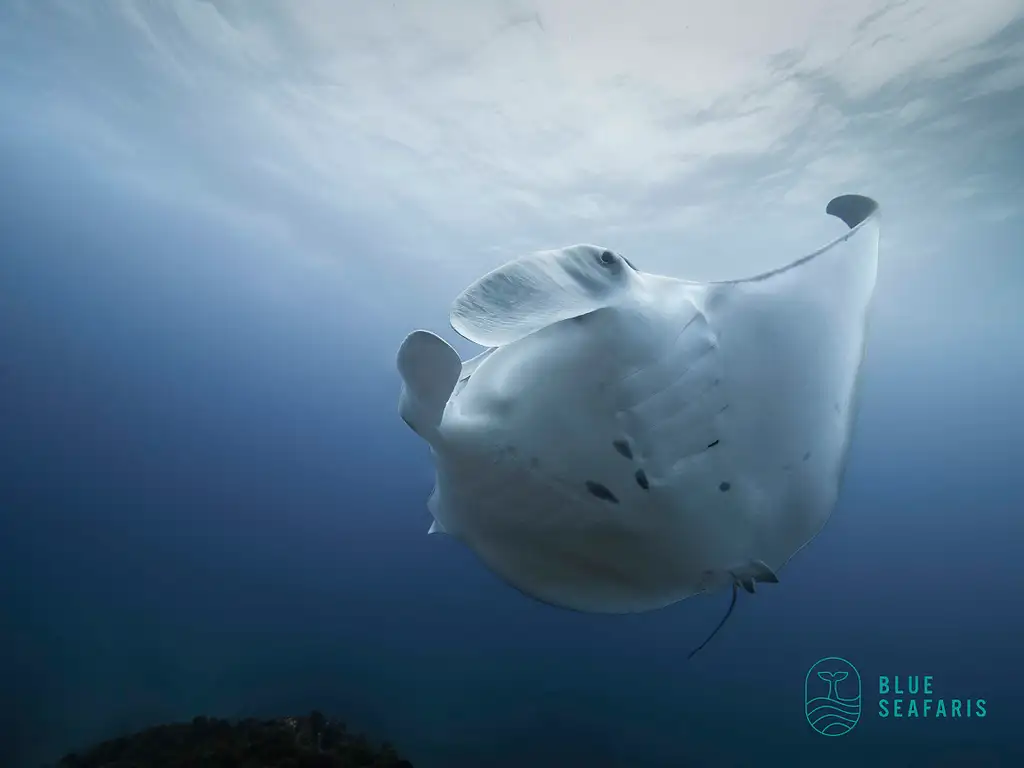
[56,711,413,768]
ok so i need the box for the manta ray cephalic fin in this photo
[449,245,634,347]
[397,330,462,441]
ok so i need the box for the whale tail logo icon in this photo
[805,657,862,736]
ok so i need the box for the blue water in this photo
[3,4,1024,767]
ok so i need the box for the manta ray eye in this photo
[599,250,617,266]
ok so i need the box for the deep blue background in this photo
[4,132,1023,768]
[3,7,1024,768]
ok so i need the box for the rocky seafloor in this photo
[55,711,414,768]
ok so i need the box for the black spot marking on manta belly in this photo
[802,451,812,461]
[585,481,619,503]
[635,469,649,490]
[612,439,633,459]
[719,481,731,492]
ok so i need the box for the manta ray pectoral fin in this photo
[688,560,781,660]
[428,520,446,535]
[397,330,461,440]
[450,244,633,347]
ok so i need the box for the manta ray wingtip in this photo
[825,194,879,229]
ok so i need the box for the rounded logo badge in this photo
[805,656,862,736]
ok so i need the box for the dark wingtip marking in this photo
[585,480,619,503]
[635,469,649,490]
[707,439,720,449]
[719,481,731,492]
[612,439,633,459]
[825,194,879,229]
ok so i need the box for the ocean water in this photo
[2,3,1024,767]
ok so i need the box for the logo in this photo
[805,656,862,736]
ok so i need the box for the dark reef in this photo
[56,711,413,768]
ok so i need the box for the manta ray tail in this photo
[397,330,462,442]
[687,560,780,660]
[688,583,738,660]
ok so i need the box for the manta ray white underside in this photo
[396,194,881,649]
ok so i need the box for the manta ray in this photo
[397,194,881,656]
